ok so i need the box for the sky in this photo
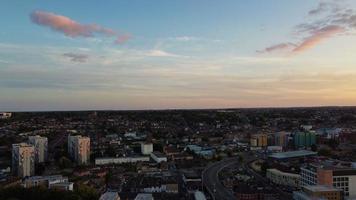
[1,0,356,111]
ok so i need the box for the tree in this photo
[318,148,331,156]
[58,156,72,169]
[260,161,270,176]
[238,155,244,163]
[75,184,99,200]
[311,144,317,152]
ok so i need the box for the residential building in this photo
[68,135,90,165]
[28,135,48,163]
[274,132,289,147]
[294,132,316,148]
[12,143,35,177]
[0,112,12,119]
[250,134,268,147]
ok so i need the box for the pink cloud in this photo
[257,43,296,53]
[292,25,345,53]
[30,10,130,44]
[115,34,132,44]
[258,1,355,55]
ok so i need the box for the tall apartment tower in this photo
[28,135,48,163]
[68,135,90,165]
[12,143,35,177]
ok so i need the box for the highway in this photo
[202,153,292,200]
[202,157,240,200]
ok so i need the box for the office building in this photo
[12,143,35,177]
[28,135,48,163]
[266,168,300,188]
[293,185,343,200]
[68,135,90,165]
[301,161,356,198]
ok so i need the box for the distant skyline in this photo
[1,0,356,111]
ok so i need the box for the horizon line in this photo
[2,105,356,113]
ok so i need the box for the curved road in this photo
[202,157,239,200]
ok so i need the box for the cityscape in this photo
[1,0,356,200]
[1,108,356,200]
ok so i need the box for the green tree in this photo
[75,184,99,200]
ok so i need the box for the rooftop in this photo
[99,191,119,200]
[134,193,153,200]
[304,185,342,192]
[269,150,317,159]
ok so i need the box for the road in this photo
[202,157,239,200]
[202,153,293,200]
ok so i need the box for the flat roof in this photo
[151,151,166,158]
[304,185,342,192]
[269,150,317,159]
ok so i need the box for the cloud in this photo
[30,10,130,44]
[171,36,199,42]
[257,43,296,53]
[259,1,355,55]
[63,53,89,63]
[308,2,338,16]
[293,25,345,53]
[115,34,132,44]
[146,50,183,58]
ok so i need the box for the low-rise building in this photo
[141,143,153,155]
[267,168,300,188]
[134,193,154,200]
[150,152,167,163]
[0,112,12,119]
[95,156,150,165]
[99,191,120,200]
[293,185,343,200]
[22,175,73,191]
